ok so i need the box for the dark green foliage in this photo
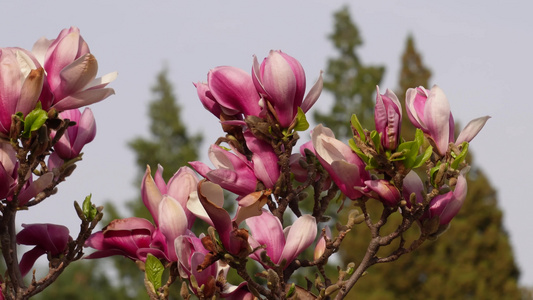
[33,261,133,300]
[314,6,385,139]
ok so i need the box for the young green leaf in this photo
[82,194,97,221]
[351,114,365,142]
[451,142,469,169]
[412,145,433,169]
[293,107,310,132]
[145,254,164,291]
[22,104,48,138]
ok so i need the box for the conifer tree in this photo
[314,6,384,139]
[318,15,523,297]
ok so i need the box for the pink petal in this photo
[246,209,285,264]
[141,166,163,224]
[279,215,317,266]
[455,116,491,145]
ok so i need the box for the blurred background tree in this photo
[317,6,523,299]
[314,6,384,138]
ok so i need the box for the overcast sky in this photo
[4,0,532,287]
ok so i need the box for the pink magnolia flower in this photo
[87,165,197,262]
[189,144,257,196]
[85,217,165,261]
[32,27,117,111]
[375,86,401,150]
[0,48,44,136]
[51,108,96,160]
[311,124,370,199]
[427,168,468,225]
[362,179,401,206]
[243,131,280,189]
[16,223,71,277]
[196,66,261,119]
[405,85,490,155]
[143,165,198,228]
[252,50,323,127]
[187,181,267,255]
[175,233,252,299]
[246,209,317,268]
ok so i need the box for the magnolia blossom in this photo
[311,124,370,199]
[374,86,401,150]
[86,165,198,262]
[362,179,401,206]
[187,181,267,255]
[405,85,490,155]
[189,144,257,196]
[51,108,97,160]
[427,168,469,225]
[246,209,317,268]
[32,26,117,111]
[0,48,44,136]
[196,66,261,119]
[85,217,162,261]
[16,223,70,277]
[252,50,323,127]
[243,131,280,189]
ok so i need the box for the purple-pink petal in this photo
[246,209,285,264]
[279,215,317,265]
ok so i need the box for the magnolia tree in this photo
[0,29,489,300]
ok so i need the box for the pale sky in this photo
[4,0,532,287]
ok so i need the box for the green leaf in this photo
[351,114,365,142]
[293,107,310,132]
[145,254,164,291]
[414,128,425,147]
[451,142,469,169]
[412,145,433,169]
[349,138,368,163]
[22,103,48,138]
[370,130,381,154]
[396,141,418,168]
[82,194,97,221]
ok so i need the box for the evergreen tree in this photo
[314,6,385,139]
[111,67,203,299]
[318,16,524,298]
